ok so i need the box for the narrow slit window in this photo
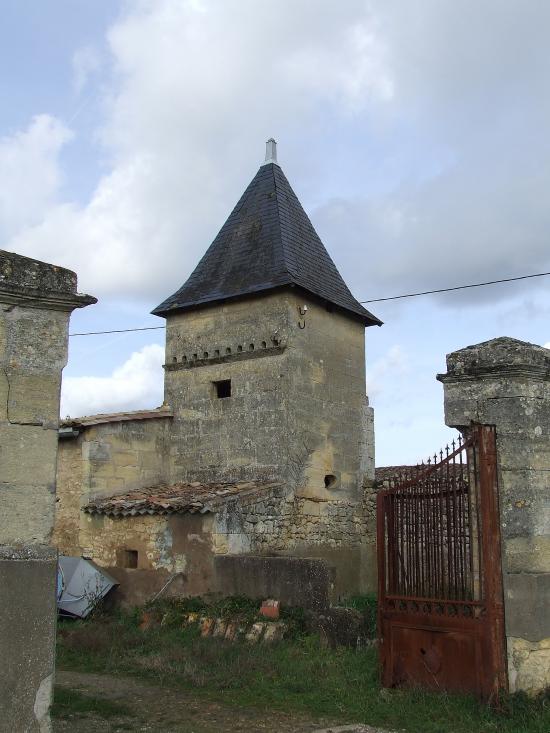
[213,379,231,399]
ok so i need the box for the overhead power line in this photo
[360,270,550,304]
[68,270,550,337]
[69,325,165,337]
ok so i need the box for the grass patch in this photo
[149,594,260,627]
[340,592,378,637]
[52,687,133,720]
[57,610,550,733]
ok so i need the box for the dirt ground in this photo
[54,671,386,733]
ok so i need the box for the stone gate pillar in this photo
[0,250,95,731]
[438,337,550,694]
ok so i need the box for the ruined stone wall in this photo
[54,415,172,556]
[0,250,94,732]
[79,512,216,607]
[439,337,550,694]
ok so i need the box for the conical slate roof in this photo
[152,153,381,326]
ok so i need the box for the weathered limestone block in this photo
[438,336,550,694]
[0,249,95,732]
[54,413,172,557]
[508,637,550,694]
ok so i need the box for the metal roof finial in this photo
[264,137,277,165]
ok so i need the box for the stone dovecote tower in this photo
[153,140,381,509]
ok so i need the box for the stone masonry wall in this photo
[438,337,550,694]
[164,288,376,594]
[213,481,378,597]
[164,292,293,485]
[285,291,371,501]
[54,415,172,556]
[78,511,216,607]
[0,250,94,732]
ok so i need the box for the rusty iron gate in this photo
[377,424,507,700]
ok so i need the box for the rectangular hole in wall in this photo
[213,379,231,399]
[116,548,138,569]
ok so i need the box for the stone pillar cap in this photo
[437,337,550,383]
[0,249,96,311]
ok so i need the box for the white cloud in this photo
[4,0,550,312]
[544,342,550,350]
[5,0,393,300]
[60,344,164,418]
[0,115,72,241]
[366,344,407,398]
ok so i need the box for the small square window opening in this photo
[117,549,138,569]
[214,379,231,399]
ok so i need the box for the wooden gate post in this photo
[438,337,550,695]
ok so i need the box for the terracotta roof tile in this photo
[60,406,173,429]
[83,480,282,517]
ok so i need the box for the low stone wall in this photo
[214,554,335,609]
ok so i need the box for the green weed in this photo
[340,592,378,637]
[56,610,549,733]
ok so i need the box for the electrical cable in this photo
[360,271,550,304]
[68,270,550,337]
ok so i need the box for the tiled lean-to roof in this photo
[83,480,282,517]
[60,406,173,430]
[152,142,381,326]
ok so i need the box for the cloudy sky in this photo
[2,0,549,465]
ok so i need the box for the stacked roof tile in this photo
[83,480,282,517]
[60,406,173,429]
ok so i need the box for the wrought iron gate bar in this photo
[377,424,507,700]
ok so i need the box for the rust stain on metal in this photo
[377,424,507,701]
